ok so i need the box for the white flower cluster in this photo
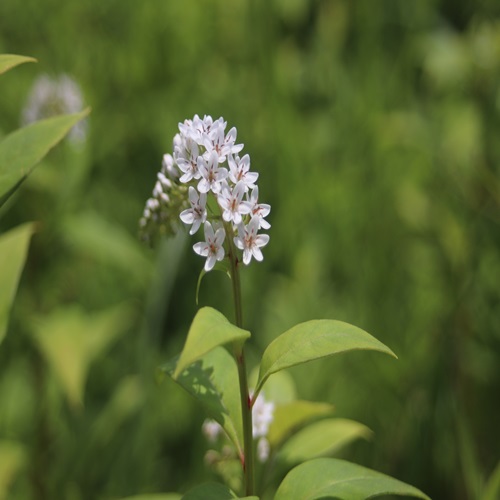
[140,114,270,269]
[202,392,275,463]
[21,74,87,143]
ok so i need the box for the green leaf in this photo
[160,347,243,456]
[0,222,35,344]
[274,458,431,500]
[0,109,90,207]
[180,481,258,500]
[277,418,371,465]
[255,320,396,397]
[0,440,25,500]
[118,495,181,500]
[268,400,335,447]
[174,307,250,379]
[196,260,230,306]
[483,460,500,500]
[31,303,130,408]
[0,54,36,75]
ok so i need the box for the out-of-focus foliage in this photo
[0,0,499,499]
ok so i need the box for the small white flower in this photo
[252,392,275,438]
[162,153,179,179]
[203,125,243,163]
[193,221,226,271]
[175,137,201,183]
[217,181,251,225]
[246,186,271,230]
[234,216,270,265]
[197,151,228,194]
[202,419,223,443]
[180,187,207,235]
[228,154,258,191]
[257,437,271,462]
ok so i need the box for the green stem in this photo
[226,224,254,496]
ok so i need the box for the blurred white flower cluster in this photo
[202,392,275,463]
[21,74,87,143]
[139,115,270,268]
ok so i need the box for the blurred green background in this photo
[1,0,500,499]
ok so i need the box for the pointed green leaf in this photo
[174,307,250,378]
[255,320,396,397]
[0,54,36,75]
[275,458,430,500]
[0,222,35,344]
[181,482,258,500]
[277,418,371,465]
[31,303,130,408]
[0,109,90,206]
[268,400,335,447]
[160,347,243,456]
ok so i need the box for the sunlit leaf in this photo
[0,441,25,500]
[160,347,243,456]
[483,460,500,500]
[181,482,257,500]
[31,303,130,408]
[268,400,335,447]
[0,54,36,75]
[173,307,250,379]
[0,109,90,207]
[255,320,396,397]
[277,418,371,465]
[274,458,431,500]
[0,222,34,344]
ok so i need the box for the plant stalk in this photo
[226,226,254,496]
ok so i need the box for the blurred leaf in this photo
[277,418,371,465]
[483,461,500,500]
[274,458,431,500]
[0,440,25,500]
[174,307,250,378]
[0,109,90,207]
[0,222,34,344]
[252,370,297,405]
[161,347,243,456]
[181,482,257,499]
[268,400,335,447]
[255,320,397,397]
[31,303,130,408]
[119,495,181,500]
[62,211,153,286]
[0,54,36,75]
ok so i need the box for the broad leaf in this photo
[277,418,371,465]
[161,347,243,456]
[0,223,34,344]
[31,303,130,408]
[174,307,250,378]
[181,482,258,499]
[0,54,36,75]
[0,109,90,207]
[274,458,430,500]
[255,320,396,397]
[0,440,25,500]
[268,400,335,447]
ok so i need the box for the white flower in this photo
[234,216,270,265]
[217,181,251,225]
[257,437,271,462]
[246,186,271,230]
[202,419,223,443]
[162,153,179,179]
[175,137,201,183]
[228,154,258,191]
[193,221,226,271]
[252,392,275,439]
[197,151,228,194]
[180,187,207,235]
[203,125,243,163]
